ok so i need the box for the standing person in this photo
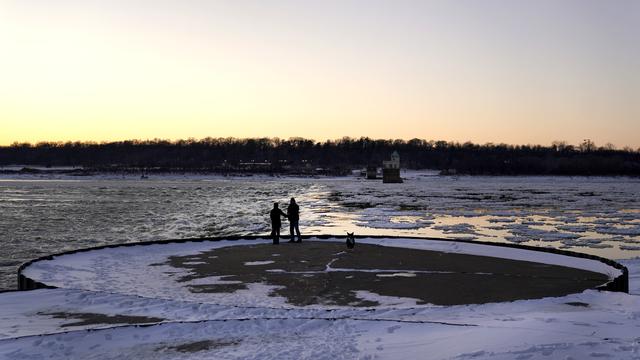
[287,197,301,243]
[270,203,287,245]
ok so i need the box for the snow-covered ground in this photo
[1,285,639,360]
[1,238,638,359]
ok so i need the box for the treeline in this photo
[1,137,640,176]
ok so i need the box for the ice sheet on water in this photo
[595,225,640,236]
[432,223,481,235]
[504,236,530,244]
[325,175,640,255]
[354,207,435,229]
[556,224,593,233]
[620,245,640,251]
[560,238,612,249]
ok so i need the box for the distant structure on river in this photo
[382,151,403,183]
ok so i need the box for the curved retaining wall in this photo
[17,235,629,293]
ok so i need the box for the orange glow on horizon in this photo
[1,1,638,148]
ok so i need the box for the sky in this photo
[1,0,638,147]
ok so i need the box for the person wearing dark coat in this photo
[270,203,287,244]
[287,197,301,243]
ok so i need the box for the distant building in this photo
[382,151,403,183]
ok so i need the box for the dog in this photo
[346,232,355,249]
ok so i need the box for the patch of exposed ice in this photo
[186,276,243,286]
[502,224,583,242]
[376,273,417,278]
[243,260,275,266]
[521,220,546,226]
[487,218,516,223]
[556,224,592,233]
[504,236,530,244]
[354,207,434,229]
[595,225,640,236]
[450,235,479,241]
[560,238,603,246]
[353,290,421,308]
[619,245,640,251]
[433,223,480,235]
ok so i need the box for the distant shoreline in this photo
[3,138,639,176]
[1,167,639,179]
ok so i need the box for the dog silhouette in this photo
[346,232,355,249]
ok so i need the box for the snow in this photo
[376,272,417,278]
[244,261,276,266]
[1,275,640,359]
[620,257,640,295]
[352,290,421,308]
[3,238,635,358]
[186,276,243,286]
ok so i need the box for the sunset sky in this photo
[1,0,638,147]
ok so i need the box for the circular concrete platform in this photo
[18,236,626,308]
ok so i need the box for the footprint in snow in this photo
[571,321,594,327]
[589,352,613,358]
[387,325,401,334]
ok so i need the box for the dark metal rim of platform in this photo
[15,235,629,293]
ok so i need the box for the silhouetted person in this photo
[270,203,287,244]
[287,198,302,242]
[287,197,301,243]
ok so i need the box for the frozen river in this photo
[1,172,640,291]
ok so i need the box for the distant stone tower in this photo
[382,151,403,183]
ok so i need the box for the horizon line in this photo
[2,136,637,150]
